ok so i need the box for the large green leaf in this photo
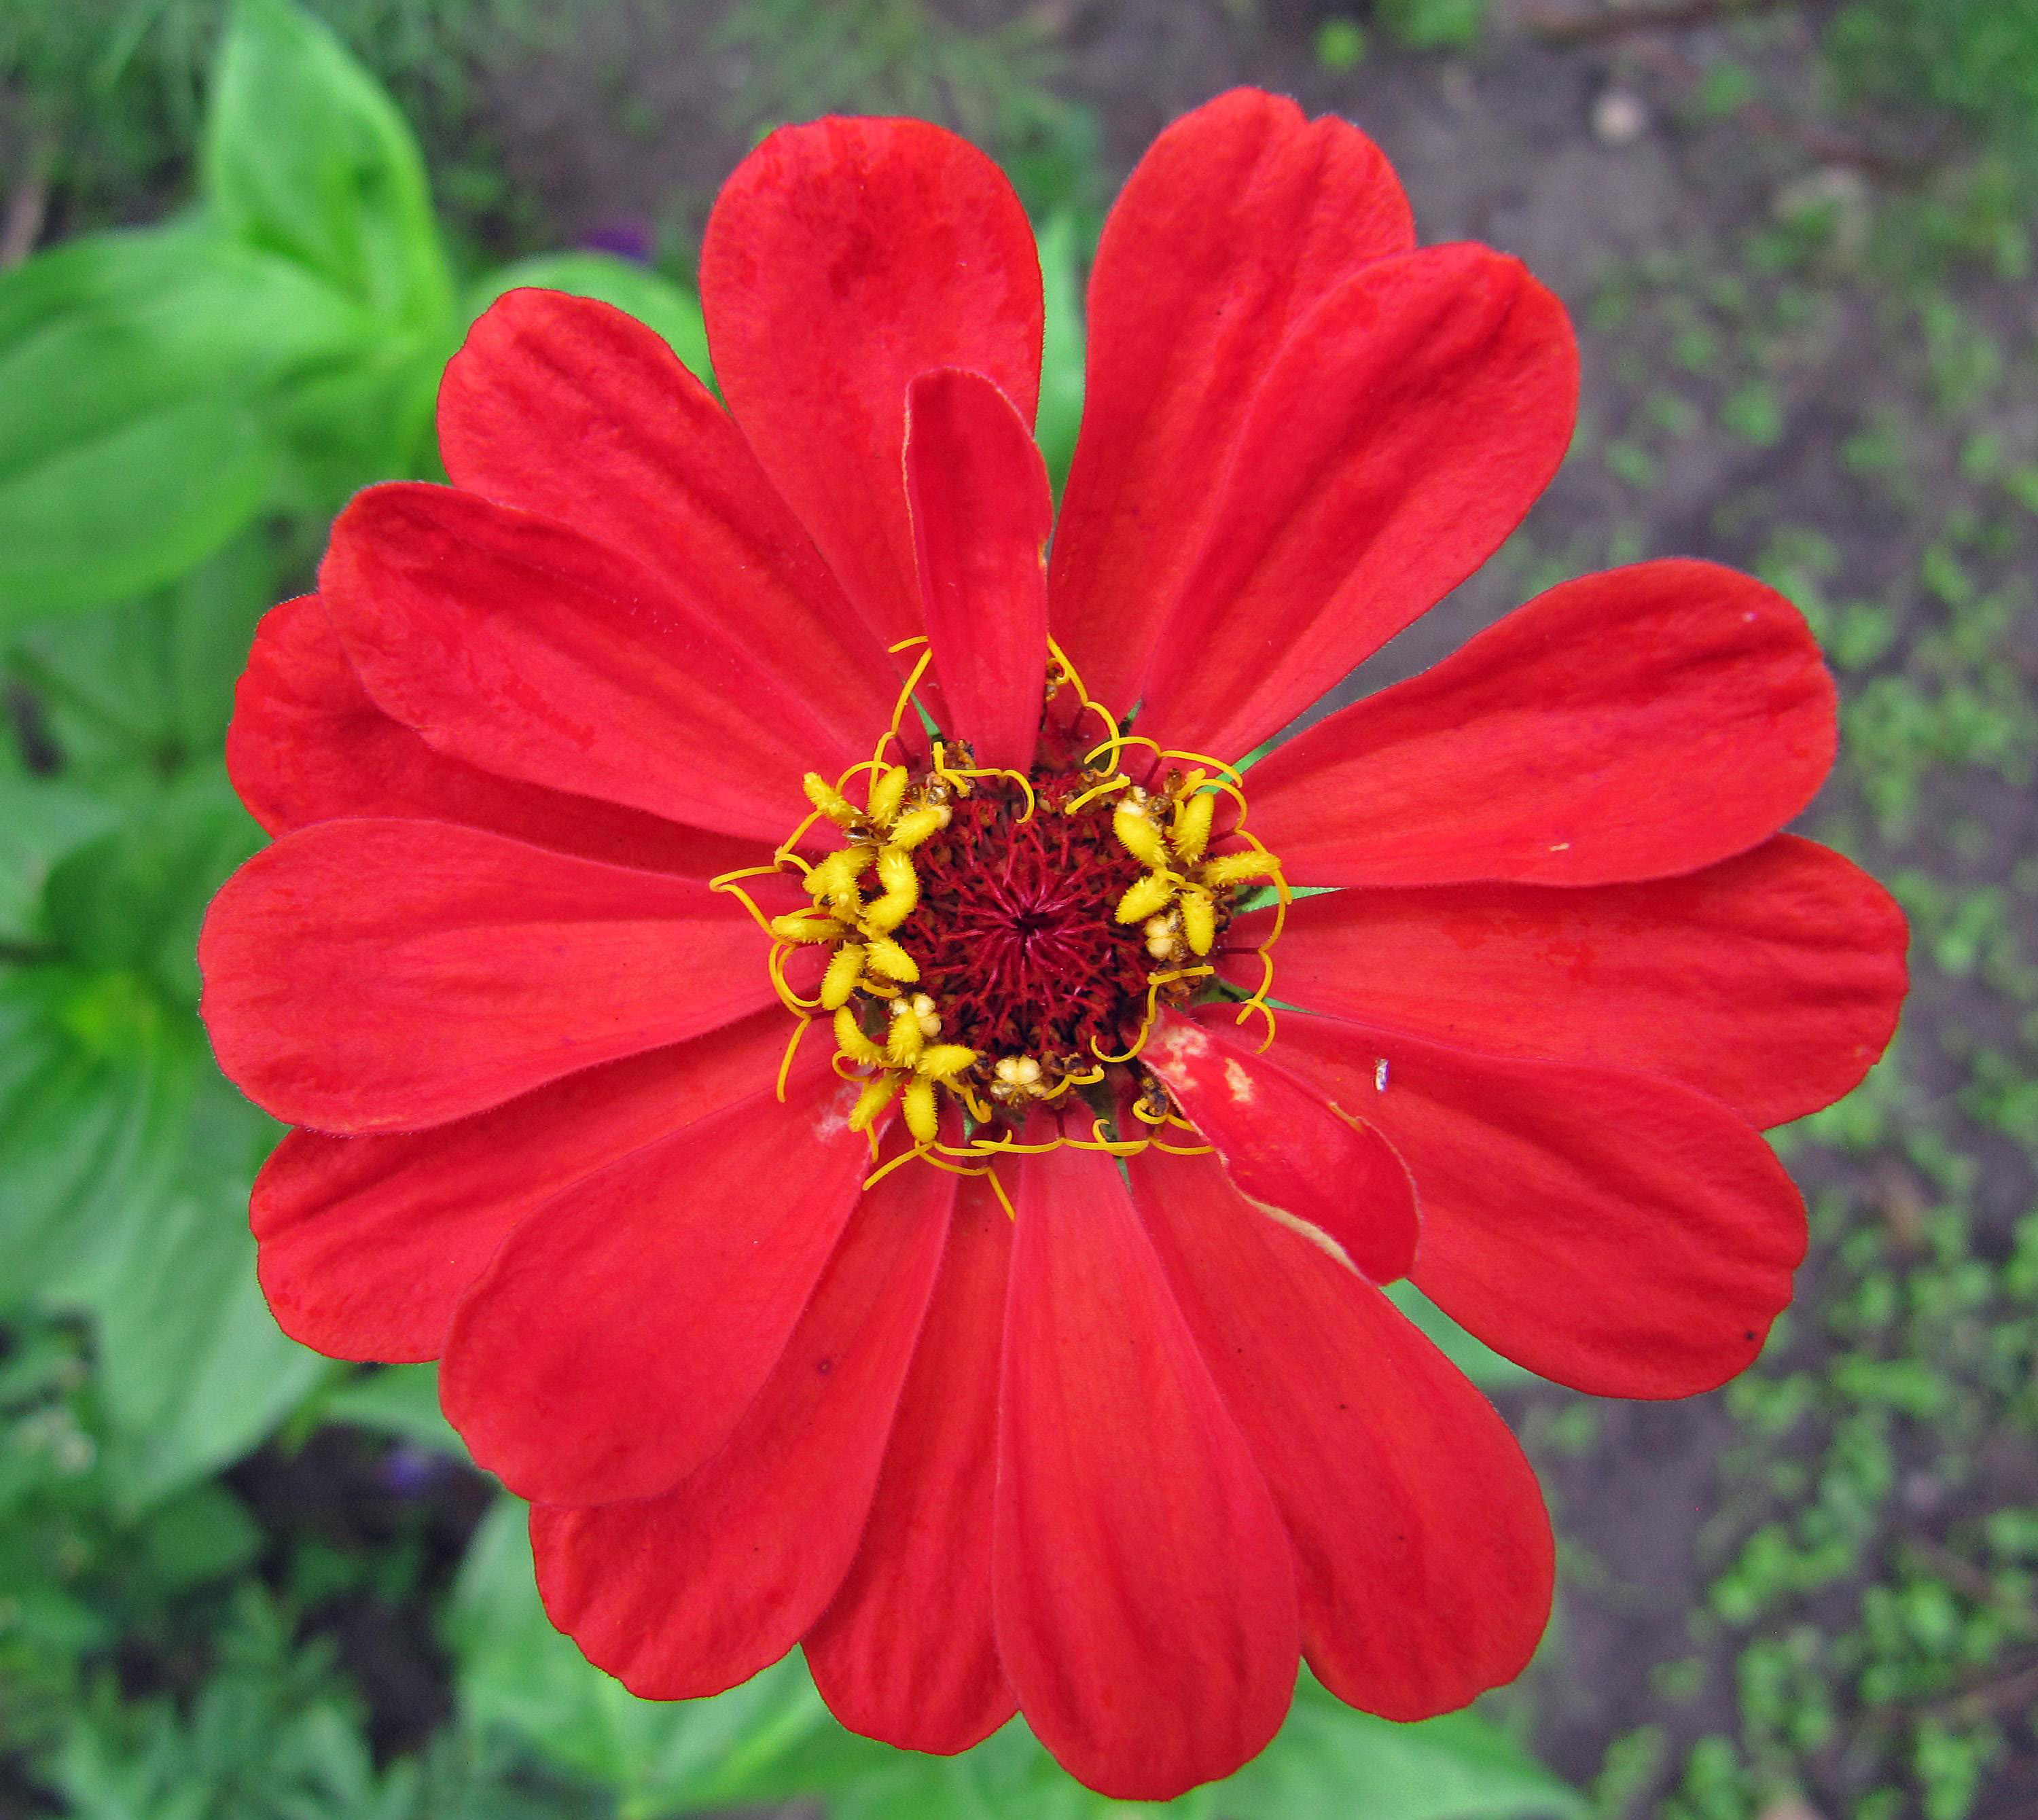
[448,1498,1585,1820]
[91,1154,328,1514]
[42,774,262,1006]
[0,224,373,626]
[0,777,122,945]
[0,965,197,1312]
[0,400,268,628]
[7,531,280,781]
[0,779,313,1504]
[203,0,452,334]
[466,252,713,385]
[0,224,373,482]
[1221,1680,1586,1819]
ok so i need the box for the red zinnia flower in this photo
[198,89,1908,1800]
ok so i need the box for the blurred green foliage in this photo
[0,1,1588,1813]
[1828,0,2038,162]
[1374,0,1492,51]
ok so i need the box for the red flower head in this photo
[198,89,1908,1801]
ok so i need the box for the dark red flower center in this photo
[906,773,1155,1073]
[734,660,1286,1162]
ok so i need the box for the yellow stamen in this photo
[889,804,951,851]
[833,1005,887,1068]
[1199,847,1281,889]
[1112,798,1170,870]
[867,763,910,827]
[1179,884,1217,957]
[804,772,861,829]
[915,1043,979,1081]
[862,933,919,983]
[863,846,920,933]
[1171,790,1215,866]
[805,844,874,914]
[887,1004,925,1068]
[902,1075,940,1144]
[819,944,865,1011]
[849,1072,904,1132]
[1115,870,1177,925]
[770,910,843,944]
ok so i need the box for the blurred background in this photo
[2,0,2036,1815]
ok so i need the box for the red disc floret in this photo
[906,775,1151,1069]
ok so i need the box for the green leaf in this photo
[7,530,280,780]
[1387,1281,1537,1391]
[91,1118,327,1512]
[466,252,713,385]
[447,1498,1583,1819]
[319,1365,468,1460]
[204,0,452,333]
[0,224,374,627]
[1035,211,1088,496]
[0,966,197,1312]
[0,397,270,627]
[0,224,374,482]
[449,1499,857,1817]
[136,1482,265,1591]
[1220,1677,1586,1819]
[42,773,262,1006]
[0,777,123,946]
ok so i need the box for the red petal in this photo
[807,1175,1017,1755]
[700,118,1041,656]
[437,289,900,740]
[321,482,865,845]
[198,819,773,1133]
[530,1158,952,1698]
[1051,89,1413,717]
[1135,244,1577,760]
[1132,1147,1552,1720]
[1143,1010,1418,1283]
[252,1010,796,1363]
[1274,1013,1808,1398]
[228,595,759,876]
[1247,560,1838,887]
[440,1068,868,1505]
[906,368,1050,772]
[1234,836,1906,1128]
[994,1145,1298,1801]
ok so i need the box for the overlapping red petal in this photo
[1232,836,1906,1128]
[907,368,1052,772]
[228,594,759,876]
[1274,1014,1809,1397]
[530,1158,952,1699]
[1248,560,1838,887]
[322,482,870,844]
[993,1145,1300,1801]
[251,1010,791,1363]
[1134,243,1577,758]
[700,116,1042,658]
[440,1067,868,1505]
[1143,1010,1418,1283]
[806,1176,1018,1755]
[200,819,777,1133]
[1050,88,1414,714]
[1134,1147,1552,1719]
[437,289,901,743]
